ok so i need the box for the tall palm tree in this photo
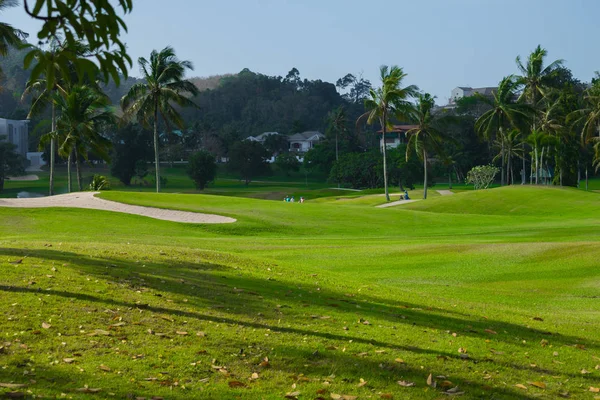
[48,85,114,191]
[405,93,448,199]
[361,65,417,201]
[525,130,551,185]
[327,105,347,162]
[475,76,532,186]
[516,45,563,184]
[492,129,523,185]
[121,46,199,192]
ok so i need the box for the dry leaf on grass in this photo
[528,381,546,389]
[397,380,415,387]
[0,383,27,389]
[426,373,436,388]
[63,358,76,364]
[42,322,51,329]
[76,387,102,393]
[99,365,111,372]
[228,380,246,388]
[515,384,528,390]
[357,378,367,387]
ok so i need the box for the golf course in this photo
[1,184,599,399]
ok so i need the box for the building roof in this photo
[288,131,325,141]
[247,131,280,141]
[457,87,472,91]
[471,87,497,96]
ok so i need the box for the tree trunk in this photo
[75,150,82,191]
[49,102,56,196]
[423,149,428,199]
[586,167,589,191]
[506,152,511,185]
[539,147,545,185]
[521,144,526,184]
[380,115,390,202]
[577,160,581,188]
[153,98,161,193]
[530,154,533,184]
[335,133,340,188]
[67,151,72,193]
[448,171,452,190]
[0,176,4,192]
[500,129,505,186]
[535,147,539,184]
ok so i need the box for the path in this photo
[376,199,420,208]
[436,190,454,196]
[0,192,236,224]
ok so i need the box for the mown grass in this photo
[1,186,600,399]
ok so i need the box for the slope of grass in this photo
[1,186,600,399]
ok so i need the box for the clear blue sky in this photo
[5,0,599,104]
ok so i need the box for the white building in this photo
[0,118,29,157]
[450,86,497,104]
[377,125,419,150]
[288,131,325,153]
[246,131,280,144]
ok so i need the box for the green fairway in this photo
[1,186,600,399]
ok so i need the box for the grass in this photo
[1,186,600,399]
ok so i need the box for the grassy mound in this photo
[402,185,600,217]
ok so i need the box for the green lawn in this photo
[1,186,600,399]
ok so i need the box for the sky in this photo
[4,0,600,104]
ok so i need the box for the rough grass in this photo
[0,186,599,399]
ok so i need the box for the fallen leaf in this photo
[109,322,126,327]
[591,387,600,393]
[357,378,367,387]
[398,380,415,387]
[228,380,245,388]
[76,387,102,393]
[426,373,436,388]
[87,329,111,336]
[285,391,301,399]
[458,347,467,354]
[9,259,22,265]
[515,384,528,390]
[250,372,259,380]
[196,331,206,337]
[63,358,76,364]
[445,386,464,395]
[42,322,51,329]
[380,394,393,399]
[176,331,188,336]
[394,358,405,364]
[581,369,591,374]
[528,381,546,389]
[99,365,111,372]
[484,329,497,335]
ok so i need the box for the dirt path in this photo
[8,175,39,181]
[0,192,236,224]
[436,190,454,196]
[376,199,420,208]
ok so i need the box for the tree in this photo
[492,129,523,185]
[0,0,27,77]
[263,133,289,156]
[110,123,152,186]
[329,151,382,189]
[475,76,532,186]
[187,150,217,190]
[361,65,418,201]
[526,129,551,185]
[121,46,199,192]
[51,85,114,191]
[22,0,133,89]
[466,165,499,190]
[274,152,300,176]
[0,135,26,191]
[515,45,564,184]
[326,105,347,162]
[228,141,269,185]
[336,73,372,103]
[405,93,449,199]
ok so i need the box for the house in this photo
[246,131,281,144]
[377,125,419,150]
[450,86,497,104]
[288,131,325,153]
[0,118,29,158]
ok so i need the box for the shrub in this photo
[466,165,499,190]
[89,175,110,191]
[187,151,217,190]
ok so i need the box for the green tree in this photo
[0,0,27,77]
[228,141,269,185]
[0,135,26,192]
[50,85,114,191]
[121,46,199,192]
[22,0,133,89]
[326,105,347,162]
[475,76,532,186]
[109,123,152,186]
[405,93,449,199]
[361,65,417,201]
[187,150,217,190]
[492,129,523,185]
[274,152,300,176]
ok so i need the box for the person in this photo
[404,189,410,200]
[300,196,305,203]
[291,196,295,203]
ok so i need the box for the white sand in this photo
[376,199,420,208]
[0,192,236,224]
[436,190,454,196]
[8,175,39,181]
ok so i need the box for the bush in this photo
[466,165,499,190]
[89,175,110,191]
[187,150,217,190]
[151,174,168,188]
[274,152,300,176]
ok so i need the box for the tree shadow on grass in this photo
[1,246,598,355]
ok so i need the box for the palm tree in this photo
[0,0,27,76]
[327,105,347,162]
[361,65,417,201]
[49,85,114,191]
[492,129,523,185]
[526,130,551,185]
[405,93,448,199]
[121,46,199,192]
[475,76,532,186]
[516,45,563,184]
